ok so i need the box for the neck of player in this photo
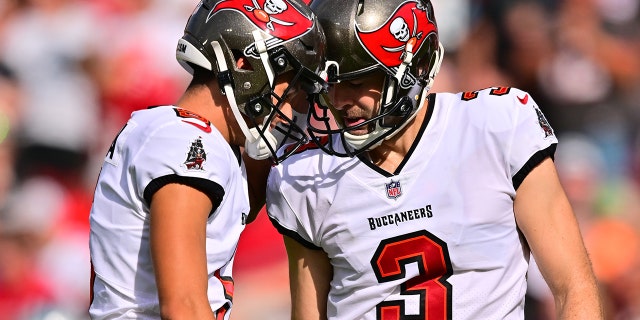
[366,100,429,173]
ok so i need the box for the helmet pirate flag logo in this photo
[355,1,436,83]
[207,0,314,40]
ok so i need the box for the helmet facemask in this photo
[308,42,443,158]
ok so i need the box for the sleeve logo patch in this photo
[183,136,207,170]
[533,105,554,138]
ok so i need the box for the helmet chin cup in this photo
[343,130,380,155]
[245,127,278,160]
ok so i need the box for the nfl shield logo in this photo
[386,180,402,199]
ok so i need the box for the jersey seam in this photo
[282,181,324,248]
[505,91,520,190]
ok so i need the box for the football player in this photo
[88,0,325,318]
[266,0,604,319]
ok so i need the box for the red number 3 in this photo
[371,230,453,320]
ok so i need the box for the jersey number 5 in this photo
[370,230,453,320]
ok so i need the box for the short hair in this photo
[187,64,216,89]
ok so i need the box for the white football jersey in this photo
[267,88,558,320]
[89,106,248,319]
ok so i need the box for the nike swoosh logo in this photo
[182,120,212,133]
[517,94,529,105]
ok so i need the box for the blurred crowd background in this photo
[0,0,638,319]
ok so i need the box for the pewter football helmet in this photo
[177,0,326,163]
[308,0,443,157]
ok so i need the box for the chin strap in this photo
[210,40,277,161]
[425,42,444,92]
[395,42,414,84]
[253,30,275,88]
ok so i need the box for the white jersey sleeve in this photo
[266,142,326,249]
[460,86,557,189]
[130,118,230,211]
[506,88,558,188]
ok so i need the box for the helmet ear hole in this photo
[233,51,254,71]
